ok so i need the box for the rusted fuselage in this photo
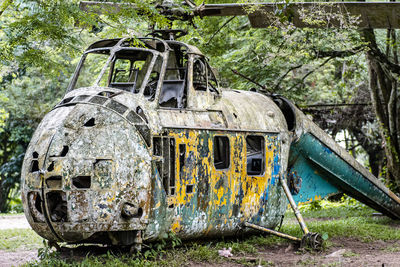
[21,37,292,246]
[21,36,400,248]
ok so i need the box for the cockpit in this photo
[67,37,220,109]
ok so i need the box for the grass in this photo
[383,244,400,252]
[0,228,43,251]
[4,197,399,266]
[283,198,400,243]
[0,212,24,217]
[343,250,359,257]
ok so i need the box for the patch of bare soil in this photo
[0,250,37,267]
[228,238,400,267]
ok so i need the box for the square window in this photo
[214,136,230,170]
[246,135,265,175]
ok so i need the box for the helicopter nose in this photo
[22,98,152,242]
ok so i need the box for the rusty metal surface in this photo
[80,1,400,29]
[291,106,400,218]
[293,107,400,204]
[21,35,400,248]
[21,87,289,243]
[244,222,301,242]
[21,37,291,245]
[196,2,400,29]
[22,101,152,242]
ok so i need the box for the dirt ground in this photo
[2,238,399,267]
[251,238,400,267]
[1,216,400,266]
[0,250,38,267]
[186,238,400,267]
[0,214,30,230]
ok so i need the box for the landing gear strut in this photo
[280,175,323,250]
[244,175,323,251]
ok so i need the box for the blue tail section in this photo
[288,133,400,219]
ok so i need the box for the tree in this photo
[362,29,400,190]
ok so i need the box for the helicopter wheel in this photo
[300,232,323,251]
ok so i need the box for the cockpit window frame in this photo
[67,46,162,95]
[67,48,113,92]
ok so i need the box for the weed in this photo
[343,250,359,257]
[321,262,341,267]
[184,243,218,262]
[0,212,24,217]
[383,245,400,252]
[297,257,317,266]
[215,239,257,255]
[37,240,59,260]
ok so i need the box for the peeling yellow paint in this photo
[165,129,281,234]
[171,219,181,232]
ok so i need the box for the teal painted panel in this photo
[290,133,400,219]
[288,145,339,203]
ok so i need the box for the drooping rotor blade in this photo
[79,1,189,20]
[195,2,400,29]
[79,1,400,29]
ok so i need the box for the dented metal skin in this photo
[20,37,290,246]
[20,36,400,247]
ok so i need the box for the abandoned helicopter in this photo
[21,1,400,251]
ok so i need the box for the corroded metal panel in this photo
[22,102,152,243]
[149,129,288,240]
[288,146,339,204]
[20,35,400,249]
[291,106,400,219]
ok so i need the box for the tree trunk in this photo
[362,29,400,191]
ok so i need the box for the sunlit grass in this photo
[0,228,43,251]
[13,197,400,266]
[0,212,25,217]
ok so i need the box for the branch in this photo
[389,30,399,155]
[388,80,399,155]
[0,0,13,17]
[312,46,364,59]
[301,103,371,108]
[288,56,333,91]
[206,16,236,45]
[276,46,363,91]
[230,68,271,94]
[366,55,389,129]
[363,29,400,76]
[274,64,303,91]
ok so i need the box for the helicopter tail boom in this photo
[287,106,400,219]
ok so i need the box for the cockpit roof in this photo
[86,37,204,56]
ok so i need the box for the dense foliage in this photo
[0,0,398,211]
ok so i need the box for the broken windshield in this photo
[70,48,157,93]
[73,49,110,89]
